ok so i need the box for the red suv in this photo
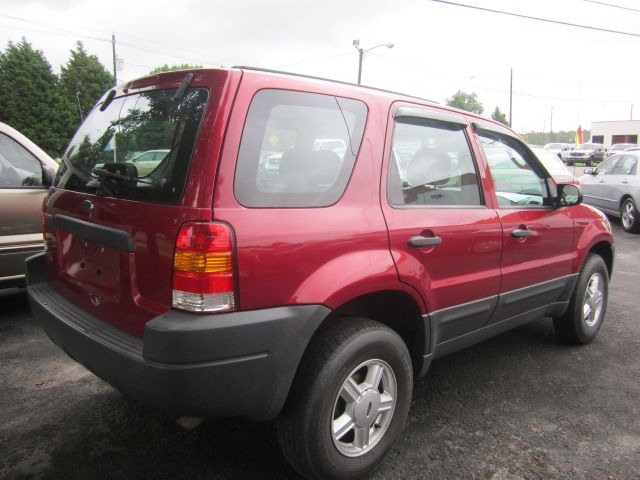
[27,68,614,479]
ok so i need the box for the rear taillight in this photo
[172,222,236,313]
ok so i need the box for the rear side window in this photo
[234,89,367,208]
[55,87,209,204]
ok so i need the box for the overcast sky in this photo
[1,0,639,135]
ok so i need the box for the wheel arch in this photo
[589,240,614,277]
[619,193,634,210]
[301,290,428,379]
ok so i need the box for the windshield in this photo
[55,87,209,204]
[577,143,597,149]
[544,143,562,149]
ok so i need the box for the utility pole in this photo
[509,68,513,128]
[550,107,553,143]
[112,33,117,85]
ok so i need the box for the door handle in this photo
[408,235,443,247]
[622,180,630,184]
[511,228,534,238]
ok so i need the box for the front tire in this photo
[277,318,413,480]
[553,254,608,344]
[620,198,640,233]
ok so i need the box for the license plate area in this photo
[58,230,121,302]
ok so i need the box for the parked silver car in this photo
[579,151,640,232]
[0,122,57,287]
[566,143,606,166]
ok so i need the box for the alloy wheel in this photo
[622,201,635,230]
[583,272,604,328]
[331,359,397,457]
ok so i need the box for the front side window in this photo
[388,120,482,207]
[0,133,43,188]
[606,155,637,175]
[234,89,367,208]
[55,87,209,204]
[480,133,550,208]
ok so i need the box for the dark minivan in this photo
[28,68,614,479]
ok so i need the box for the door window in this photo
[479,133,550,208]
[388,120,482,207]
[0,133,43,188]
[607,155,637,175]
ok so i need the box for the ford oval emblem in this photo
[80,200,94,213]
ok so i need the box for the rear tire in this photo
[277,318,413,480]
[620,198,640,233]
[553,254,608,344]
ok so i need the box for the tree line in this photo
[0,39,113,157]
[0,37,582,157]
[0,37,202,158]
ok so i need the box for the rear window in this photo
[55,87,209,204]
[234,89,367,208]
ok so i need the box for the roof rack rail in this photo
[232,65,439,105]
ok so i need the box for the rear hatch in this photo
[44,69,239,337]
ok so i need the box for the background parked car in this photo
[607,143,637,158]
[131,149,170,176]
[0,122,57,287]
[543,142,574,161]
[531,147,576,183]
[566,143,606,166]
[579,151,640,232]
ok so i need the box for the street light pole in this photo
[353,39,394,85]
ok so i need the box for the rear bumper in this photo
[26,253,328,420]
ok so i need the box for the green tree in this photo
[0,38,75,156]
[491,106,508,126]
[446,90,484,114]
[60,41,113,124]
[149,63,202,74]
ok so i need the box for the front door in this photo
[477,129,576,322]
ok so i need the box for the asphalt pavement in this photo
[1,220,639,480]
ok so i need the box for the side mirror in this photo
[42,163,57,187]
[584,167,596,175]
[555,183,583,208]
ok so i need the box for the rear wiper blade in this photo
[92,168,155,185]
[173,73,194,101]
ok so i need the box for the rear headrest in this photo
[278,148,341,188]
[406,148,452,187]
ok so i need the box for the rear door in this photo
[381,106,503,347]
[580,156,621,214]
[476,123,575,322]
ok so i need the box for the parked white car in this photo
[543,143,574,162]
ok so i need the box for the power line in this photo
[583,0,640,13]
[373,54,640,104]
[430,0,640,38]
[0,13,109,43]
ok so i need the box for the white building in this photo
[591,120,640,148]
